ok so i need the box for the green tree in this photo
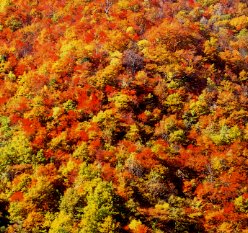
[0,132,33,170]
[79,179,119,233]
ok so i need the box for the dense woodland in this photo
[0,0,248,232]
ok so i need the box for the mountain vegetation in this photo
[0,0,248,232]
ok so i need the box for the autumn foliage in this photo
[0,0,248,232]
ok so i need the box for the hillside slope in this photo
[0,0,248,232]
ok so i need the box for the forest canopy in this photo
[0,0,248,232]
